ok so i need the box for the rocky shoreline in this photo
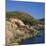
[6,18,42,46]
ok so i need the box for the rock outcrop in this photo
[6,18,39,46]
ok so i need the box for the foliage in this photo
[6,11,44,25]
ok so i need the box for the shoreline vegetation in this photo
[6,11,44,46]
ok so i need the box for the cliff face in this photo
[6,18,39,46]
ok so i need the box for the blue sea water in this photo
[21,30,45,45]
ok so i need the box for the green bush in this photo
[6,12,43,26]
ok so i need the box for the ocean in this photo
[21,30,45,45]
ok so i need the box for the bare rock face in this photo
[9,18,25,26]
[6,18,39,46]
[6,18,25,46]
